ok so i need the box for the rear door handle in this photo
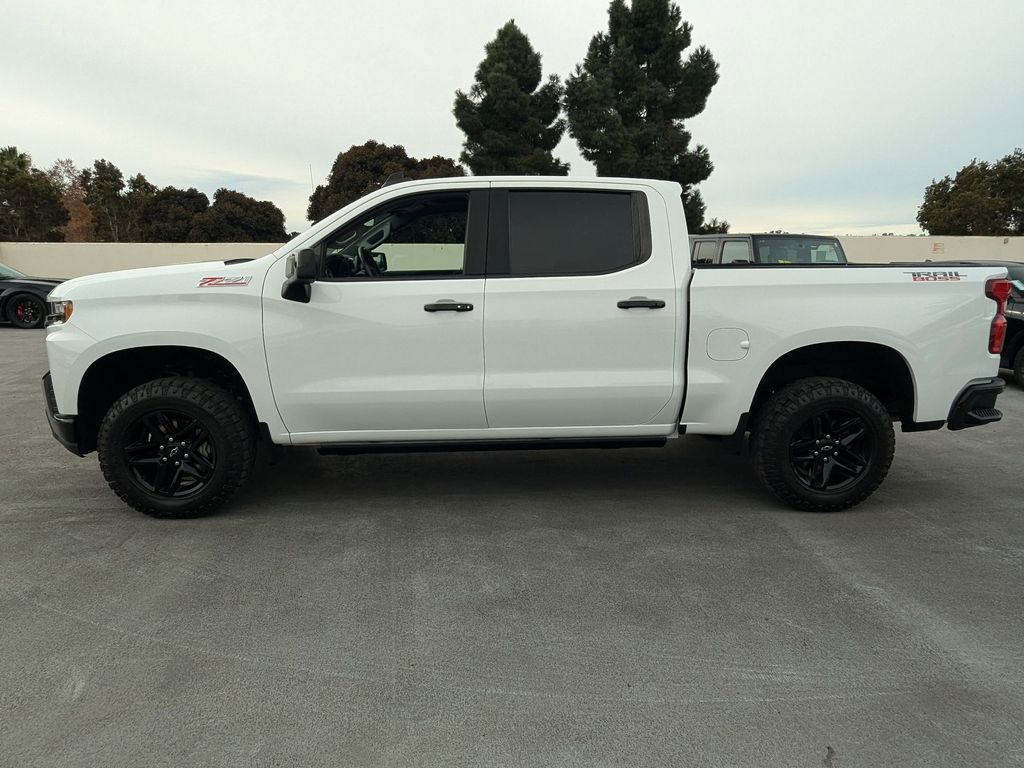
[617,297,665,309]
[424,301,473,312]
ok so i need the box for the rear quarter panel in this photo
[683,266,1006,433]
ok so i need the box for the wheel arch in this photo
[76,345,260,454]
[748,341,917,429]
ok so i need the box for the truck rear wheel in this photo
[752,377,895,512]
[97,377,255,518]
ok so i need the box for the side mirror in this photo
[282,248,317,303]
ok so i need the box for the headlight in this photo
[46,300,73,326]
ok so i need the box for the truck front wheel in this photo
[97,377,255,518]
[752,377,895,512]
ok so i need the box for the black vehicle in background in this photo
[0,262,65,329]
[891,260,1024,386]
[690,233,847,266]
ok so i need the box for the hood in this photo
[53,258,271,301]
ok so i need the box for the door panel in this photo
[262,188,488,439]
[482,186,679,429]
[264,277,486,436]
[484,275,677,427]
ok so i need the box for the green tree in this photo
[123,173,156,241]
[308,141,465,222]
[188,188,288,242]
[0,147,69,241]
[454,20,568,175]
[992,148,1024,234]
[565,0,722,232]
[700,217,729,234]
[141,186,210,242]
[80,160,159,241]
[46,158,93,241]
[917,149,1024,235]
[80,159,126,241]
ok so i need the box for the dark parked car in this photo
[891,260,1024,385]
[0,262,65,329]
[690,233,848,265]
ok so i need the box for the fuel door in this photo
[707,328,750,361]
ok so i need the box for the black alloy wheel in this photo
[97,377,255,518]
[122,409,217,498]
[788,408,873,492]
[752,376,895,512]
[8,294,45,329]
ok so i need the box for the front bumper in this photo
[947,377,1004,431]
[43,372,82,455]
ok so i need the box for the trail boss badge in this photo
[905,270,964,282]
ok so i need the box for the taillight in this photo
[985,278,1011,354]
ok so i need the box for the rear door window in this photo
[504,191,641,276]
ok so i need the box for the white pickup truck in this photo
[42,177,1011,518]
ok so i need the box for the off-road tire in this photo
[6,293,45,329]
[1013,346,1024,387]
[752,376,895,512]
[97,377,255,518]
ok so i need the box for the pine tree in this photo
[454,20,569,176]
[565,0,722,232]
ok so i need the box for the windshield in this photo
[0,263,26,278]
[752,237,847,265]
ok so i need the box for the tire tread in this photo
[752,376,895,512]
[97,377,254,518]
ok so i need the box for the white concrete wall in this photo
[839,236,1024,264]
[0,242,281,278]
[2,237,1022,278]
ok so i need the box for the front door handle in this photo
[424,301,474,312]
[617,297,666,309]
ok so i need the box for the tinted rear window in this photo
[507,191,637,276]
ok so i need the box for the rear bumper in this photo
[43,372,82,455]
[947,377,1004,431]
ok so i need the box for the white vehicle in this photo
[42,177,1011,518]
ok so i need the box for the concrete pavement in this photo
[1,329,1022,767]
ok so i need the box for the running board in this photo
[317,437,668,456]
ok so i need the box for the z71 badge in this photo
[905,270,963,282]
[197,276,252,288]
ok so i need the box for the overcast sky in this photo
[3,0,1022,235]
